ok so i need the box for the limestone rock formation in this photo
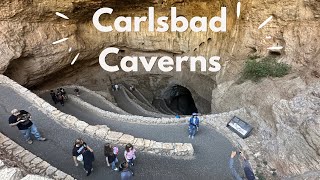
[212,76,320,177]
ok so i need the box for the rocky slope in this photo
[0,0,320,178]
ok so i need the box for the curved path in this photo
[64,87,128,115]
[40,90,241,179]
[112,88,171,118]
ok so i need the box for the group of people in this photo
[50,88,67,106]
[72,138,136,178]
[49,88,80,106]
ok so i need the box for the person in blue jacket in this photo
[188,113,199,139]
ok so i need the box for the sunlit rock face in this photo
[1,0,320,178]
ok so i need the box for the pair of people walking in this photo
[72,138,95,176]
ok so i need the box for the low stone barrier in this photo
[0,75,194,158]
[0,133,73,180]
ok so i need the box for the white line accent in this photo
[68,47,72,52]
[71,53,80,65]
[266,36,272,39]
[55,12,69,20]
[267,46,283,50]
[52,38,69,45]
[237,2,241,19]
[258,16,273,29]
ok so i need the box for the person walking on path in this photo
[104,143,119,171]
[114,84,119,91]
[124,143,136,166]
[50,90,58,104]
[188,113,199,139]
[83,147,95,176]
[72,138,93,167]
[56,89,64,106]
[8,109,46,144]
[229,151,256,180]
[74,88,80,96]
[120,162,133,180]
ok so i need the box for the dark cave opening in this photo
[165,85,198,115]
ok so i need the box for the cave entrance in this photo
[165,85,198,115]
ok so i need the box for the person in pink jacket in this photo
[124,143,136,166]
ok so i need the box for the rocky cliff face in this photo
[0,0,320,178]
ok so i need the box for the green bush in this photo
[241,57,291,82]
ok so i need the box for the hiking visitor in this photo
[56,89,64,106]
[74,88,80,96]
[83,147,95,176]
[72,138,93,167]
[229,151,256,180]
[124,143,136,166]
[129,85,135,91]
[50,90,58,104]
[120,162,133,180]
[114,84,119,91]
[59,87,68,100]
[188,113,199,139]
[8,109,46,144]
[175,114,181,118]
[104,143,119,171]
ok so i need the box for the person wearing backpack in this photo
[104,143,119,171]
[229,151,256,180]
[188,113,199,139]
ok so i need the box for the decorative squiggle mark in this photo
[267,46,283,50]
[237,1,241,19]
[71,53,80,65]
[52,38,69,45]
[55,12,69,20]
[258,16,273,29]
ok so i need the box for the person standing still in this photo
[8,109,46,144]
[188,113,199,139]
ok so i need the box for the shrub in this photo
[241,57,291,82]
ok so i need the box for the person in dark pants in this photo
[121,162,133,180]
[8,109,46,144]
[72,138,93,167]
[50,90,58,104]
[56,91,64,106]
[229,151,256,180]
[83,148,95,176]
[188,113,199,139]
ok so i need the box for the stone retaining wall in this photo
[0,75,194,158]
[0,133,73,180]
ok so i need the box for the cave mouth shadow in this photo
[164,85,198,115]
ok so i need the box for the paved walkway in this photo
[41,90,240,179]
[0,84,241,180]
